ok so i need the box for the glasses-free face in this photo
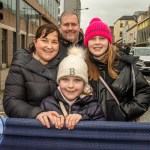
[59,76,84,101]
[34,31,59,64]
[60,15,80,44]
[88,36,109,59]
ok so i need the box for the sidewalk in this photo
[0,91,6,117]
[0,68,9,91]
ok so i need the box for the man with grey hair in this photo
[59,11,84,57]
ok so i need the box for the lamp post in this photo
[16,0,20,51]
[74,8,89,11]
[22,7,31,48]
[74,7,89,13]
[74,8,89,21]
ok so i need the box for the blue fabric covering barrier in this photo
[0,117,150,150]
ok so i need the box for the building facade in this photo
[136,10,150,46]
[113,16,135,46]
[113,7,150,48]
[122,22,137,46]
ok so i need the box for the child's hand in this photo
[65,114,82,130]
[36,111,64,129]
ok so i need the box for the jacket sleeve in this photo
[120,65,150,121]
[40,97,63,115]
[3,66,43,118]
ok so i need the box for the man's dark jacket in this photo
[59,32,84,56]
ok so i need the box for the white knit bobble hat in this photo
[57,46,88,86]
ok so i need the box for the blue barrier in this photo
[0,117,150,150]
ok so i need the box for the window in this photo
[120,23,123,28]
[21,34,25,49]
[125,21,128,26]
[13,32,16,55]
[120,31,122,37]
[2,29,7,64]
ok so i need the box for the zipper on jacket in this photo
[69,106,71,114]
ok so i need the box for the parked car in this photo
[130,47,150,75]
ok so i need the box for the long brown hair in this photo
[86,43,119,81]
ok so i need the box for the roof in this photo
[118,16,135,20]
[114,16,135,24]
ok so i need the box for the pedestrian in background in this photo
[40,46,105,129]
[3,24,64,118]
[84,18,150,121]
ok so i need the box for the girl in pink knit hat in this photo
[84,17,150,121]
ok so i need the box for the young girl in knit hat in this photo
[84,17,150,121]
[39,46,105,129]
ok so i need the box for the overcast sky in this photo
[81,0,150,32]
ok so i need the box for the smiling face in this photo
[88,36,109,59]
[59,76,84,101]
[34,31,59,64]
[60,14,80,44]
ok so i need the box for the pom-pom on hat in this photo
[84,17,112,46]
[57,46,88,84]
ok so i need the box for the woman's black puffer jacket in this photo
[3,49,62,118]
[89,52,150,121]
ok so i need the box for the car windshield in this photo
[134,48,150,56]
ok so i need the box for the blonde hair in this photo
[86,44,119,81]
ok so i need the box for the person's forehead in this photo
[62,15,78,23]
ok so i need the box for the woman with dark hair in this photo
[84,18,150,121]
[3,24,64,121]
